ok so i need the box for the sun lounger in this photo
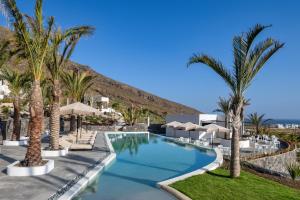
[59,131,97,150]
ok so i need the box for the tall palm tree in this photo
[214,97,231,128]
[0,67,30,141]
[62,70,94,131]
[1,0,54,166]
[188,24,284,177]
[247,112,271,135]
[46,26,94,150]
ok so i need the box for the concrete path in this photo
[0,132,109,200]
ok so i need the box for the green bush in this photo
[286,162,300,180]
[1,106,11,119]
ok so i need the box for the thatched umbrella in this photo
[60,102,104,116]
[161,121,184,137]
[203,124,230,147]
[178,122,207,142]
[60,102,106,142]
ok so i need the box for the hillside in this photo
[0,26,201,118]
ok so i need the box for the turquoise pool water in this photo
[74,133,216,200]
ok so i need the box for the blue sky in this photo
[1,0,300,119]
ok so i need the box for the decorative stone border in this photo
[42,148,69,157]
[20,136,29,140]
[3,140,28,146]
[7,159,54,176]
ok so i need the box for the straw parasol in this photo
[203,124,230,146]
[162,121,184,137]
[203,124,230,133]
[60,102,104,116]
[178,122,207,142]
[60,102,106,142]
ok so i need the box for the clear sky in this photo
[1,0,300,119]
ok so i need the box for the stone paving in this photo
[0,132,109,200]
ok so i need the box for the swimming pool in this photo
[74,133,216,200]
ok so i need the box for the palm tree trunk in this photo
[24,80,44,166]
[49,80,60,150]
[230,105,242,178]
[11,97,21,141]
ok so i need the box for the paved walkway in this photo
[0,132,109,200]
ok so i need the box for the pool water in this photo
[74,133,216,200]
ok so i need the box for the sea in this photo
[263,119,300,125]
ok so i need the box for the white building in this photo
[165,113,226,140]
[0,80,10,99]
[165,113,252,148]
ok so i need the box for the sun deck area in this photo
[0,132,109,200]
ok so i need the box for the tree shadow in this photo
[206,171,231,178]
[0,153,17,163]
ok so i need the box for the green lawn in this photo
[171,169,300,200]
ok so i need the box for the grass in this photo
[171,168,300,200]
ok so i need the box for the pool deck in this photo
[0,132,110,200]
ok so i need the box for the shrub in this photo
[286,162,300,180]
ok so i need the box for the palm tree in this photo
[0,39,12,67]
[121,105,143,126]
[62,70,94,131]
[46,26,94,150]
[0,68,30,141]
[188,24,284,177]
[214,97,231,128]
[1,0,54,166]
[247,112,271,135]
[240,97,251,136]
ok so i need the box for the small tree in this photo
[214,97,232,128]
[121,105,143,126]
[0,67,30,140]
[62,70,94,131]
[247,112,271,135]
[286,162,300,181]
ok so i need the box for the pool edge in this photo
[58,132,223,200]
[156,135,223,200]
[57,131,149,200]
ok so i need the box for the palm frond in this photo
[188,54,235,91]
[250,41,284,80]
[245,24,271,54]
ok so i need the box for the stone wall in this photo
[148,123,165,134]
[121,123,148,132]
[246,148,298,176]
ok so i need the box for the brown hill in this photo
[0,26,201,119]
